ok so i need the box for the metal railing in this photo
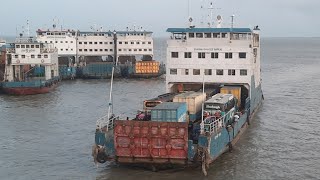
[96,114,119,131]
[203,110,233,134]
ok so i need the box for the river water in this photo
[0,38,320,180]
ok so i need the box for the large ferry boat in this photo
[1,36,60,95]
[92,10,263,175]
[36,26,164,79]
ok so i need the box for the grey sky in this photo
[0,0,319,37]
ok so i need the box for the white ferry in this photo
[93,6,263,176]
[2,37,59,95]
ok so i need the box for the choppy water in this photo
[1,38,320,180]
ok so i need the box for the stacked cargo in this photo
[220,86,241,107]
[135,61,159,74]
[173,92,206,122]
[82,62,113,78]
[59,65,76,80]
[151,102,187,122]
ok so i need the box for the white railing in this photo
[203,110,234,134]
[96,114,119,131]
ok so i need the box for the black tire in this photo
[96,152,107,164]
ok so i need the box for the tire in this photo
[96,152,107,164]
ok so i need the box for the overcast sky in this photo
[0,0,319,37]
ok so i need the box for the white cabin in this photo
[166,27,261,93]
[4,38,59,82]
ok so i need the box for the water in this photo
[1,38,320,180]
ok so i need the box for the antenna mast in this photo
[231,15,235,29]
[26,20,30,37]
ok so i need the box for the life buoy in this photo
[96,151,107,163]
[41,59,44,63]
[16,60,20,63]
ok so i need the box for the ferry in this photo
[36,25,164,79]
[1,36,60,95]
[92,9,263,175]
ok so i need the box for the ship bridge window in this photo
[225,52,233,59]
[148,42,152,44]
[239,52,247,59]
[193,69,200,75]
[216,69,223,75]
[189,33,195,38]
[110,42,113,45]
[182,69,189,75]
[79,49,83,52]
[211,52,219,59]
[31,45,34,48]
[131,42,134,44]
[38,55,41,58]
[84,49,88,52]
[15,55,19,58]
[99,42,103,44]
[22,55,25,58]
[142,42,145,44]
[16,45,20,48]
[196,33,203,38]
[31,55,35,58]
[94,42,97,44]
[21,45,25,48]
[79,42,82,44]
[110,49,113,51]
[170,69,177,75]
[204,33,212,38]
[205,69,212,75]
[84,42,88,44]
[231,33,240,40]
[95,49,98,52]
[137,42,140,44]
[104,49,108,51]
[184,52,192,58]
[55,41,58,43]
[198,52,205,59]
[60,41,63,43]
[222,33,228,38]
[26,45,30,48]
[89,42,93,44]
[36,45,39,48]
[213,33,221,38]
[171,52,179,58]
[240,69,247,76]
[149,49,152,51]
[228,69,235,76]
[89,49,93,52]
[125,42,128,44]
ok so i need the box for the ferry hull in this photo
[2,84,57,95]
[94,85,263,169]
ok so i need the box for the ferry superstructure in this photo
[166,26,262,114]
[36,29,153,61]
[2,37,59,95]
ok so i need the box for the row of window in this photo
[171,52,247,59]
[15,44,40,49]
[189,32,229,38]
[169,69,248,76]
[78,48,153,52]
[60,49,74,52]
[78,41,152,45]
[14,54,48,58]
[45,41,74,44]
